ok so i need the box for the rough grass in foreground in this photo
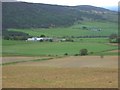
[2,66,118,88]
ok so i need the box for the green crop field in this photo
[8,21,118,37]
[2,39,118,56]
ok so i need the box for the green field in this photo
[8,21,118,37]
[2,39,118,56]
[3,21,118,56]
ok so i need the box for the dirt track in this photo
[2,56,51,63]
[108,50,120,53]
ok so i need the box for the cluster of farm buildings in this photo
[27,37,52,41]
[27,37,66,42]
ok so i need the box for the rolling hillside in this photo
[2,2,117,29]
[8,21,118,37]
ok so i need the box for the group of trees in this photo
[109,33,120,43]
[65,49,88,56]
[3,29,30,40]
[80,49,88,56]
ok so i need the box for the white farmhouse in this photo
[36,38,44,41]
[27,37,36,41]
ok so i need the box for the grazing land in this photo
[2,39,118,56]
[8,21,118,37]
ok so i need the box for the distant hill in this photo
[2,2,117,29]
[73,5,112,12]
[1,0,17,2]
[104,6,118,11]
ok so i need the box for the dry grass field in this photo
[2,56,118,88]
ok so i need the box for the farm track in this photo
[1,56,55,65]
[107,50,120,53]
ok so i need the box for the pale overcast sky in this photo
[17,0,119,7]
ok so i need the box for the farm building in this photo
[27,37,43,41]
